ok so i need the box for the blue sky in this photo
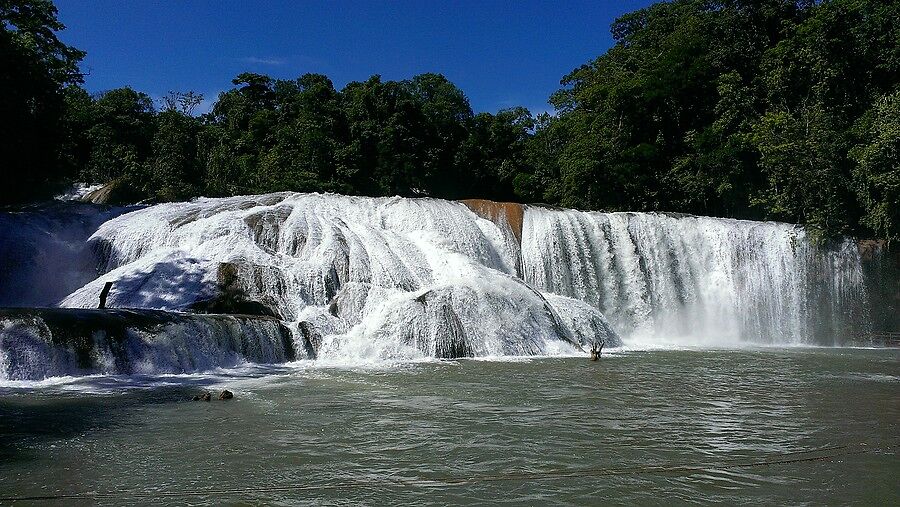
[54,0,655,114]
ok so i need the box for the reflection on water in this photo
[0,348,897,505]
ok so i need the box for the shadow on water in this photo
[0,364,295,464]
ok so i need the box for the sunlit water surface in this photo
[1,347,897,505]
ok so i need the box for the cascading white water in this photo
[0,202,133,307]
[0,308,294,380]
[521,207,870,346]
[1,192,877,378]
[58,193,617,363]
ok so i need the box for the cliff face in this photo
[460,199,524,244]
[460,199,525,278]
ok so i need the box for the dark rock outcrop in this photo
[189,263,281,318]
[297,321,323,359]
[81,179,147,206]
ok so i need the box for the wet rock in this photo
[192,391,212,402]
[460,199,525,243]
[218,390,234,400]
[80,178,147,205]
[189,263,280,318]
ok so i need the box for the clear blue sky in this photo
[54,0,655,114]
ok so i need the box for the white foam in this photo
[522,208,870,346]
[54,183,104,201]
[3,191,870,375]
[56,193,616,364]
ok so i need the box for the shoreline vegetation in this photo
[1,0,898,241]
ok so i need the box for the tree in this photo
[340,75,430,196]
[515,112,564,203]
[533,0,897,239]
[458,107,533,200]
[204,73,277,194]
[747,0,899,237]
[81,87,155,184]
[160,90,203,116]
[850,90,900,241]
[0,0,85,203]
[4,0,896,242]
[148,108,202,201]
[402,73,474,197]
[256,74,349,193]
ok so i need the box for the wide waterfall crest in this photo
[521,207,870,345]
[0,191,885,379]
[59,193,618,361]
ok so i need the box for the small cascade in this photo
[0,308,295,381]
[0,202,134,307]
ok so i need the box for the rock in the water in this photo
[218,390,234,400]
[80,179,146,205]
[192,391,212,402]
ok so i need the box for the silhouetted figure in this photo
[590,341,605,361]
[98,282,113,309]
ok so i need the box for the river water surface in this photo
[1,347,897,505]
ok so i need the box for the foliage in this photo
[526,0,898,239]
[0,0,84,203]
[850,90,900,241]
[1,0,897,241]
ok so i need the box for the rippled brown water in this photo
[1,348,898,505]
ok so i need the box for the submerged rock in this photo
[218,390,234,400]
[192,391,212,402]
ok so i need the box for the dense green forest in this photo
[1,0,898,240]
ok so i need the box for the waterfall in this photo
[0,308,295,381]
[521,207,871,346]
[0,192,881,379]
[55,193,617,363]
[0,202,134,307]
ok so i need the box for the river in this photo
[1,347,897,504]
